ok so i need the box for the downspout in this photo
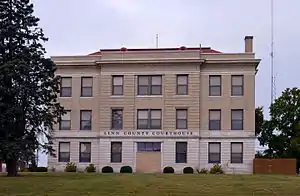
[96,55,101,173]
[198,45,203,171]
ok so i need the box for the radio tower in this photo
[270,0,276,103]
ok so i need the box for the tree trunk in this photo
[6,159,18,177]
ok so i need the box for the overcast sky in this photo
[29,0,299,166]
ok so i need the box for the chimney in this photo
[244,36,253,53]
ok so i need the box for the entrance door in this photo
[136,142,161,173]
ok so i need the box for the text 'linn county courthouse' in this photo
[48,36,260,174]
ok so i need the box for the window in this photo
[60,77,72,97]
[231,109,243,130]
[80,110,92,130]
[138,75,162,95]
[231,75,244,96]
[137,109,161,129]
[231,142,243,163]
[112,76,123,95]
[209,75,221,96]
[79,142,91,162]
[59,110,71,130]
[111,142,122,163]
[81,77,93,97]
[209,109,221,130]
[176,142,187,163]
[176,75,188,95]
[58,142,70,162]
[137,142,161,152]
[208,142,221,163]
[111,109,123,130]
[176,109,187,129]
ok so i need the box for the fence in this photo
[253,158,296,175]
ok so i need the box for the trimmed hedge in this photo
[35,167,48,172]
[183,167,194,174]
[120,166,133,173]
[163,166,174,173]
[65,162,77,172]
[102,166,114,173]
[85,164,96,173]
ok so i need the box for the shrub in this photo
[163,166,174,173]
[20,168,30,172]
[198,168,208,174]
[35,167,48,172]
[65,162,77,172]
[183,167,194,174]
[209,164,224,174]
[85,164,96,173]
[120,166,133,173]
[102,166,113,173]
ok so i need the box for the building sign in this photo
[102,130,199,137]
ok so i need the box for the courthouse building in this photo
[48,36,260,173]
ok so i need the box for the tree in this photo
[257,88,300,169]
[0,0,64,176]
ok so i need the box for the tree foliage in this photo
[0,0,64,176]
[257,88,300,161]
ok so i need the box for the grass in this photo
[0,173,300,195]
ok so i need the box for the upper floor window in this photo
[111,108,123,130]
[208,142,221,163]
[176,109,188,129]
[209,75,221,96]
[81,77,93,97]
[59,110,71,130]
[60,77,72,97]
[231,142,243,163]
[138,75,162,95]
[231,109,243,130]
[79,142,91,163]
[58,142,70,162]
[176,142,187,163]
[137,109,161,129]
[231,75,244,96]
[112,76,124,95]
[176,75,188,95]
[80,110,92,130]
[209,109,221,130]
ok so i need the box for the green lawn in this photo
[0,173,299,195]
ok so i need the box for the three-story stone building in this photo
[48,36,260,173]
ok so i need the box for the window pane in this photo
[138,86,148,95]
[209,120,221,130]
[113,76,123,85]
[151,76,162,85]
[232,120,243,130]
[81,143,91,153]
[112,109,123,129]
[59,143,70,152]
[176,142,187,153]
[151,85,162,95]
[111,153,122,162]
[60,121,71,130]
[209,143,220,153]
[81,111,91,120]
[138,110,148,119]
[209,86,221,96]
[176,153,187,163]
[61,111,71,120]
[61,87,71,97]
[232,110,243,120]
[61,78,72,87]
[81,120,91,130]
[113,86,123,95]
[137,143,145,151]
[209,76,221,85]
[150,119,161,129]
[112,142,122,153]
[177,75,188,85]
[138,119,148,129]
[81,87,92,97]
[151,110,161,119]
[232,86,243,96]
[145,143,153,151]
[177,119,187,129]
[209,153,220,163]
[232,76,243,86]
[153,142,161,151]
[177,85,188,95]
[231,143,242,153]
[231,153,243,163]
[209,110,220,120]
[138,76,149,85]
[177,110,187,119]
[82,77,92,87]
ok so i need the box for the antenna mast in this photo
[271,0,276,103]
[156,34,159,48]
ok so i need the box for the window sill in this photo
[230,95,244,98]
[110,95,124,97]
[80,96,94,98]
[136,95,163,98]
[59,97,72,98]
[208,96,222,98]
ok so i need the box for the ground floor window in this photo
[79,142,91,162]
[176,142,187,163]
[208,142,221,163]
[111,142,122,163]
[137,142,161,152]
[59,142,70,162]
[231,142,243,163]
